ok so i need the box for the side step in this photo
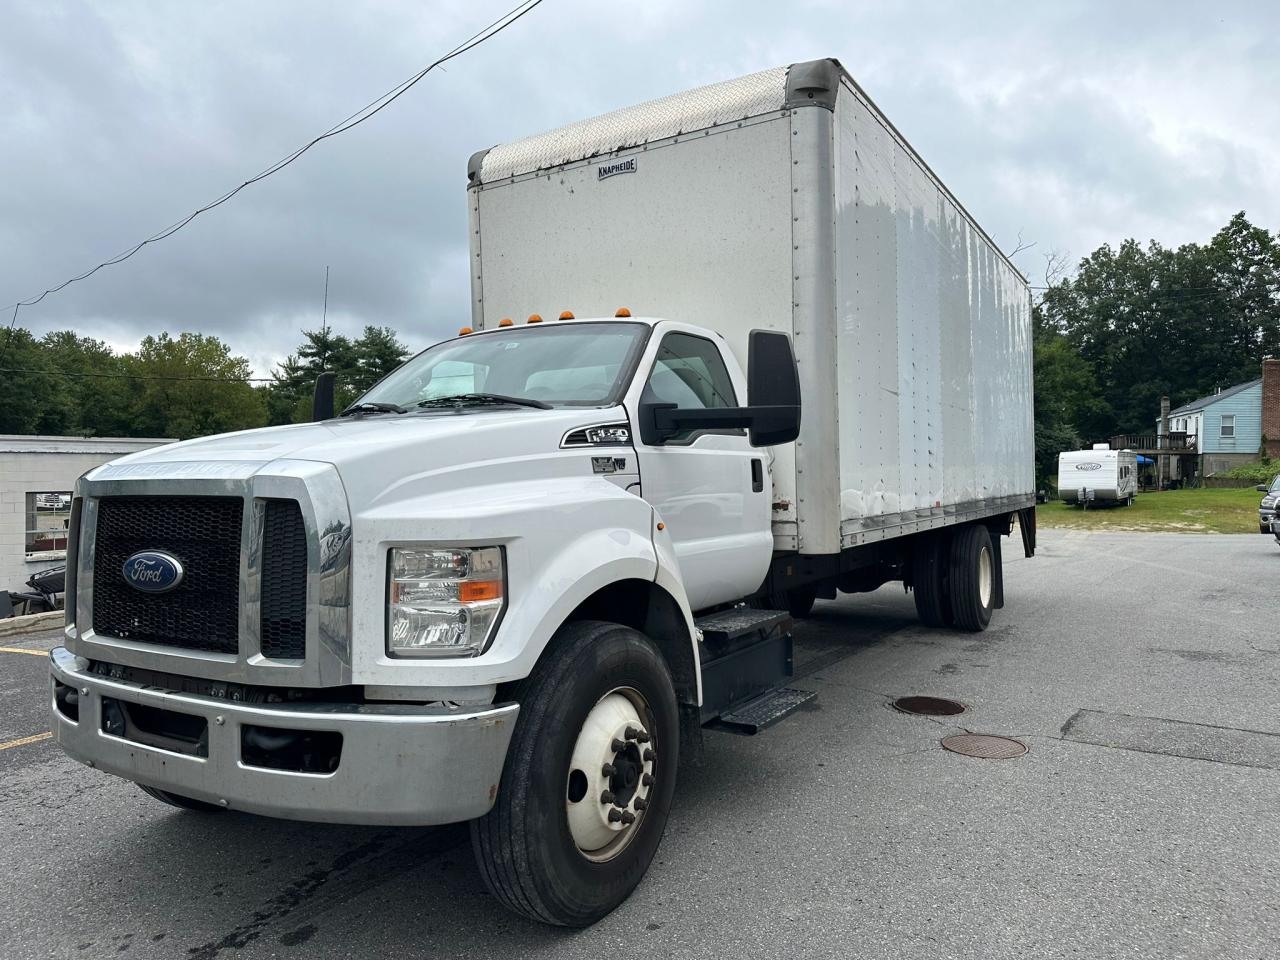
[714,687,818,735]
[695,606,815,734]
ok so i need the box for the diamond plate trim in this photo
[477,66,789,182]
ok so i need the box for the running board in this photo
[713,687,818,735]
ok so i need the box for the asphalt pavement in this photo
[1,530,1278,959]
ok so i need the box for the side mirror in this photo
[312,372,336,421]
[1257,485,1269,493]
[638,331,802,447]
[745,329,801,446]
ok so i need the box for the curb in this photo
[0,610,64,639]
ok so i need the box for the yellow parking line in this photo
[0,732,53,751]
[0,646,49,656]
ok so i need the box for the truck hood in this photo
[104,407,627,507]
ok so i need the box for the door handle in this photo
[750,458,764,493]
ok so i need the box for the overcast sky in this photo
[2,1,1277,376]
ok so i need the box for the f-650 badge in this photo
[597,158,637,180]
[122,551,185,593]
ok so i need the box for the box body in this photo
[469,60,1034,554]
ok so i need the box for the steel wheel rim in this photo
[564,686,656,863]
[978,544,993,608]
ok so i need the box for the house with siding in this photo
[1159,378,1263,476]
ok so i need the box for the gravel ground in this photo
[1,529,1277,959]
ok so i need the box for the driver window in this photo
[642,332,738,443]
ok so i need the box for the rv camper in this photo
[1057,446,1138,506]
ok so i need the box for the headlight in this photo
[387,546,504,658]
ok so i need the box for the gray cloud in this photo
[2,0,1277,374]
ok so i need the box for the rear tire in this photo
[786,588,816,619]
[911,535,951,627]
[138,784,224,812]
[472,620,679,927]
[948,525,995,632]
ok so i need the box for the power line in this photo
[0,0,547,358]
[0,366,381,387]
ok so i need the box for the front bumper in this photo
[1260,508,1275,533]
[50,647,517,825]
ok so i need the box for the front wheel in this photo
[471,621,679,927]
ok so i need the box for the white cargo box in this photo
[468,59,1034,555]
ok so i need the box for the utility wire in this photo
[0,0,547,358]
[0,366,382,386]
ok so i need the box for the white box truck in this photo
[51,59,1034,926]
[1057,446,1138,506]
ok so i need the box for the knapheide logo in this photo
[597,158,637,180]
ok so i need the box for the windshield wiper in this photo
[338,401,408,417]
[416,393,553,411]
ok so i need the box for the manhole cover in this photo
[941,733,1028,759]
[893,695,966,716]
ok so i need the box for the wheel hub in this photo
[565,690,655,861]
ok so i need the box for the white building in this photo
[1,435,171,599]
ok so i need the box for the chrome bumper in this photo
[50,647,517,826]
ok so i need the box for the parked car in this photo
[1256,474,1280,533]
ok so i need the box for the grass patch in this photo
[1037,487,1264,534]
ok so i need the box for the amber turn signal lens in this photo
[459,580,502,603]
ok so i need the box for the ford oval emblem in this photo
[122,551,185,593]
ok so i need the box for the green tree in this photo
[124,332,267,439]
[0,328,69,434]
[267,324,411,424]
[41,330,134,437]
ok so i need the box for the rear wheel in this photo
[911,535,951,627]
[137,784,223,812]
[786,588,816,619]
[948,525,995,632]
[472,620,679,927]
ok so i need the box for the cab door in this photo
[627,326,772,611]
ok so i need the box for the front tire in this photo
[472,620,679,927]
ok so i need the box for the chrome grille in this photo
[91,496,243,654]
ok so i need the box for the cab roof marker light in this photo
[559,311,575,320]
[458,326,473,335]
[498,318,514,327]
[527,313,543,324]
[615,307,631,317]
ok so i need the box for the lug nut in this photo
[641,773,654,786]
[611,738,626,752]
[608,809,624,823]
[635,730,651,743]
[624,726,640,740]
[600,790,615,805]
[601,763,616,777]
[620,811,636,825]
[643,748,655,762]
[634,797,648,811]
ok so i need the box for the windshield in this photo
[358,322,649,410]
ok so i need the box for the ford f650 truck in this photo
[50,59,1034,926]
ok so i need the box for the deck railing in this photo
[1107,433,1196,452]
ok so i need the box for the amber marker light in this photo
[498,318,514,327]
[458,326,473,335]
[615,307,632,317]
[559,311,575,320]
[459,580,503,603]
[527,314,543,323]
